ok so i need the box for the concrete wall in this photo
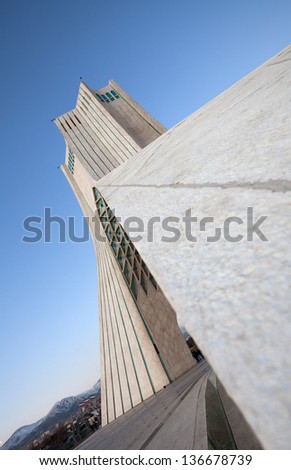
[96,46,291,448]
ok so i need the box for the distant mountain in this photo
[2,380,100,450]
[1,418,46,451]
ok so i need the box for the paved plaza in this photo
[77,362,261,450]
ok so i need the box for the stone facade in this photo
[55,82,194,426]
[55,46,291,447]
[93,46,291,448]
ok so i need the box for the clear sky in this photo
[1,0,290,445]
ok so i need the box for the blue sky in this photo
[1,0,290,444]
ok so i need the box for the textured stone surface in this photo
[97,46,291,448]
